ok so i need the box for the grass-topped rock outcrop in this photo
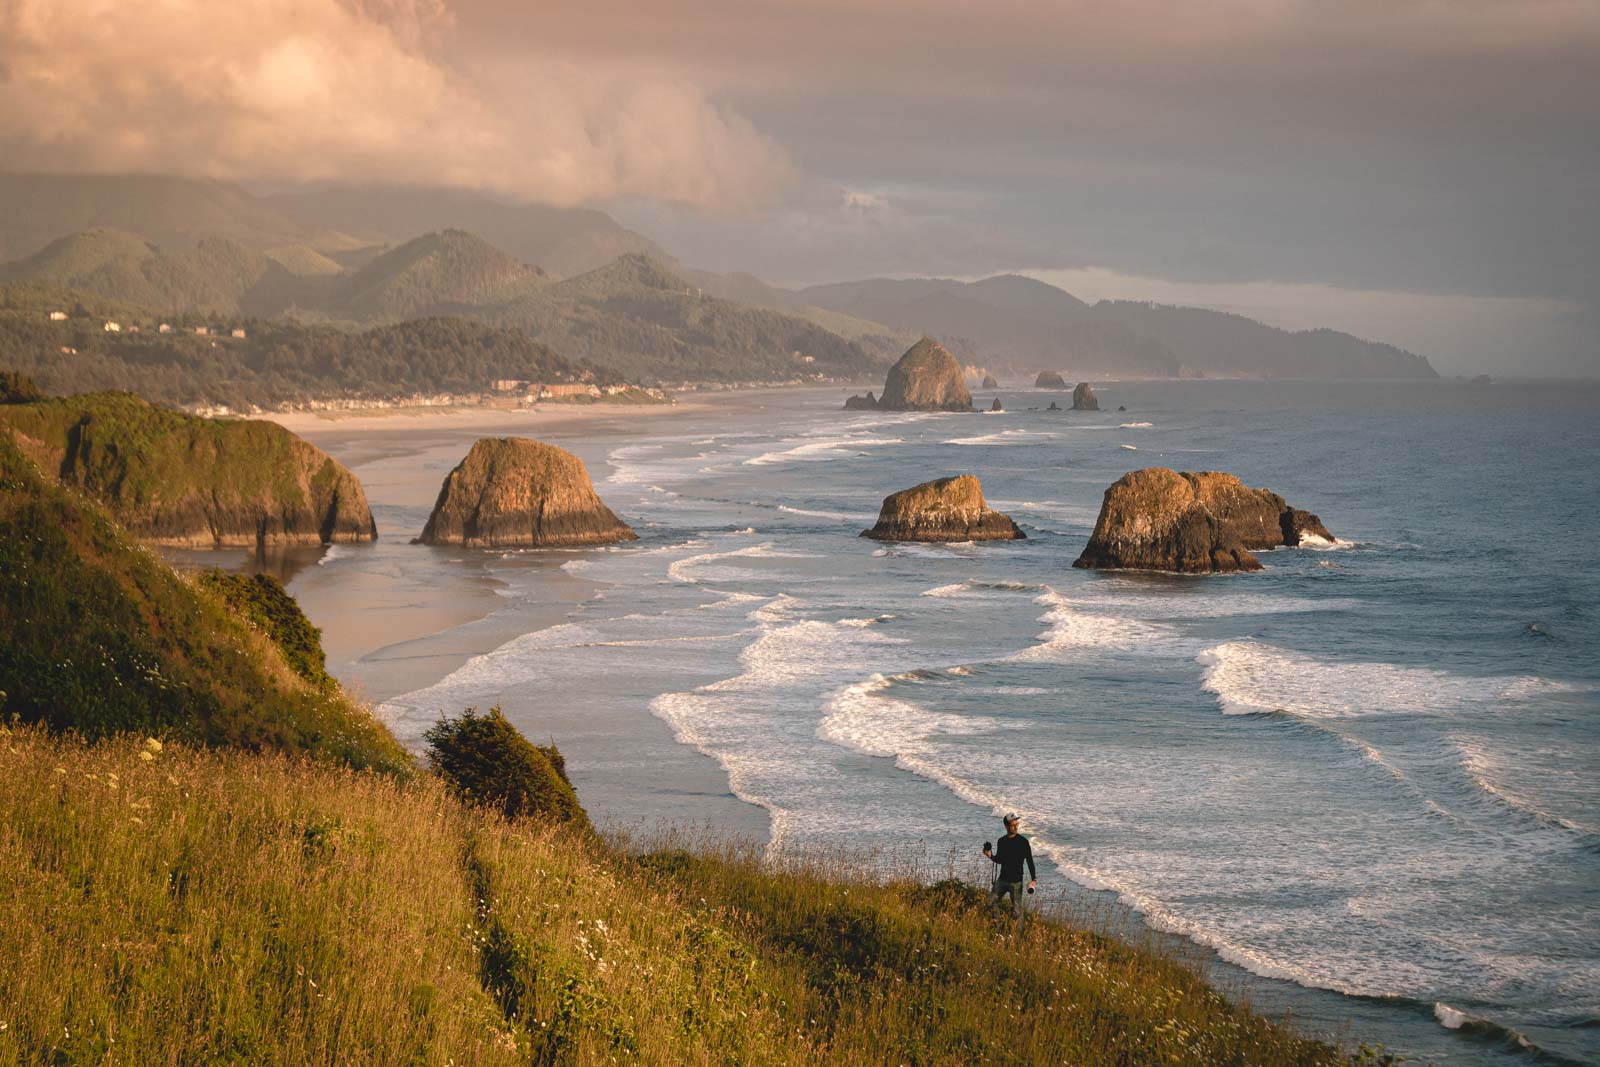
[862,475,1025,543]
[844,339,973,412]
[0,434,406,771]
[418,437,636,548]
[0,392,375,547]
[1074,467,1335,573]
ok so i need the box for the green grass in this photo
[0,434,407,772]
[0,726,1352,1066]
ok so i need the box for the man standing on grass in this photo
[983,813,1037,932]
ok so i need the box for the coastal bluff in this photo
[417,437,637,548]
[1074,468,1334,573]
[861,475,1025,542]
[843,339,973,412]
[0,392,375,547]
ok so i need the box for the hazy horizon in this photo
[2,0,1596,377]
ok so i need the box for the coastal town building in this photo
[48,310,67,321]
[103,321,121,332]
[231,328,247,339]
[158,323,172,333]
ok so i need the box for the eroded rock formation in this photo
[877,340,974,412]
[982,374,1000,389]
[418,437,637,547]
[1072,382,1099,410]
[844,391,878,410]
[861,475,1025,543]
[1036,370,1067,388]
[990,397,1004,412]
[1073,468,1334,573]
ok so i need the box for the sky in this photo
[1,0,1596,375]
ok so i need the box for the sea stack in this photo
[990,397,1004,412]
[418,437,637,547]
[982,374,1000,389]
[1073,468,1335,573]
[1072,382,1100,410]
[0,392,376,547]
[1036,370,1067,389]
[874,339,974,412]
[861,475,1025,543]
[844,391,878,410]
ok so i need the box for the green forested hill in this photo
[337,229,550,320]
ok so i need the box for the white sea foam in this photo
[941,428,1040,446]
[921,579,1038,599]
[1118,444,1138,451]
[1451,735,1597,834]
[776,504,868,522]
[1434,1003,1471,1029]
[1009,589,1179,659]
[665,543,820,584]
[742,434,904,467]
[317,544,350,566]
[1119,421,1154,428]
[1195,641,1557,719]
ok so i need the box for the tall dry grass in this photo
[0,726,1360,1065]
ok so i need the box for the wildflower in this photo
[139,751,155,762]
[144,737,163,754]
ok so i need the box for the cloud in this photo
[0,0,804,209]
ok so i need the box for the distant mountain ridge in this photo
[800,275,1436,379]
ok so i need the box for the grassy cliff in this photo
[0,392,376,546]
[0,434,405,770]
[0,727,1347,1065]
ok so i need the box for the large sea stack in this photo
[1072,382,1100,410]
[418,437,636,547]
[0,393,376,546]
[982,374,1000,389]
[1036,370,1067,388]
[861,475,1025,543]
[877,339,974,412]
[1074,468,1334,573]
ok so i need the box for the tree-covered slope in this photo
[0,434,408,771]
[337,229,549,320]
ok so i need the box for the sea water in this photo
[377,380,1599,1063]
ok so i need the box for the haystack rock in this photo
[1073,468,1335,573]
[418,437,637,547]
[861,475,1025,543]
[1072,382,1099,410]
[877,339,974,412]
[844,391,878,410]
[982,374,1000,389]
[989,397,1004,412]
[1036,370,1067,388]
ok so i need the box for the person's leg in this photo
[1013,881,1025,934]
[989,878,1006,920]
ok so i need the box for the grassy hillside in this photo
[0,434,407,771]
[0,726,1349,1065]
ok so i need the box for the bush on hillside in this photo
[197,571,334,691]
[0,369,42,404]
[425,706,588,829]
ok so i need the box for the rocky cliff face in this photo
[0,393,376,547]
[861,475,1025,542]
[417,437,637,548]
[1073,468,1334,573]
[877,340,973,412]
[1072,382,1099,410]
[1036,371,1067,388]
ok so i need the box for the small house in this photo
[158,323,172,334]
[103,321,121,332]
[48,310,67,321]
[230,328,247,339]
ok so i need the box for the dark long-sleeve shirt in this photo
[988,833,1036,883]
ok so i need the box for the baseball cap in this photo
[1002,812,1020,823]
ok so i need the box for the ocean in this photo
[352,380,1598,1064]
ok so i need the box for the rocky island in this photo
[1074,467,1334,573]
[861,475,1025,542]
[1036,370,1067,388]
[982,374,1000,389]
[417,437,637,547]
[1072,382,1100,410]
[843,339,973,412]
[0,392,376,546]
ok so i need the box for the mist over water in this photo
[379,380,1600,1064]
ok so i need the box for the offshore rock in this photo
[982,374,1000,389]
[989,397,1004,412]
[1072,382,1100,410]
[861,475,1025,543]
[843,390,878,410]
[1073,468,1336,573]
[418,437,637,547]
[1036,370,1067,388]
[877,339,974,412]
[1046,401,1062,412]
[0,392,376,546]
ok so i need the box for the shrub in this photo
[425,706,589,829]
[197,571,333,690]
[0,369,43,404]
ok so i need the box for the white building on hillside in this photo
[103,321,121,332]
[49,310,67,321]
